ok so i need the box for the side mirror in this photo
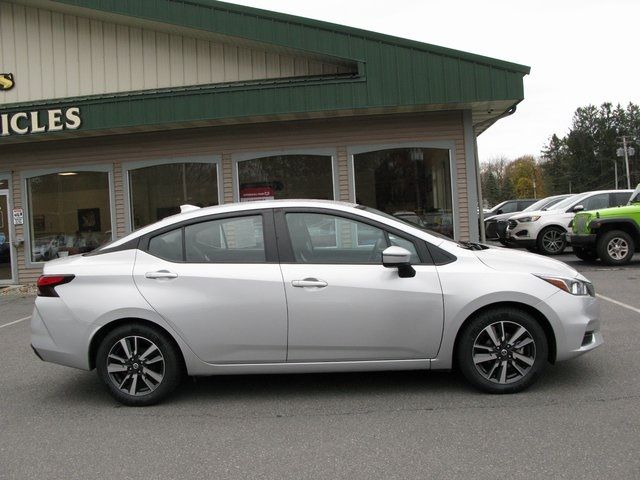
[572,205,585,213]
[496,209,503,215]
[382,246,416,278]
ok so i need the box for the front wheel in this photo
[96,323,183,406]
[537,227,567,255]
[597,230,635,266]
[457,308,548,394]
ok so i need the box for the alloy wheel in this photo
[472,321,536,385]
[607,237,629,261]
[541,229,565,254]
[106,336,165,396]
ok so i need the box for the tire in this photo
[597,230,635,266]
[536,227,567,255]
[96,323,183,406]
[456,308,548,394]
[573,247,598,263]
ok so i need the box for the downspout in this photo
[474,104,519,243]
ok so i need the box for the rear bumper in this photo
[30,304,91,371]
[567,234,597,247]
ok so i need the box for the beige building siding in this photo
[0,112,468,284]
[0,1,354,105]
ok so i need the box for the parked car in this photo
[568,184,640,265]
[485,194,573,245]
[484,199,537,221]
[506,189,634,255]
[32,200,602,406]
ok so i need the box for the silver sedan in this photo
[31,200,602,405]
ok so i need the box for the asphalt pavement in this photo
[1,252,639,480]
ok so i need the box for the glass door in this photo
[0,192,13,282]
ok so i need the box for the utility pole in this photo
[623,136,632,190]
[614,159,618,189]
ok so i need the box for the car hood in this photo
[474,246,579,278]
[509,208,564,220]
[484,212,517,222]
[587,204,639,217]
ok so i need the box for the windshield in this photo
[522,197,561,213]
[552,192,589,211]
[630,184,640,204]
[357,206,452,241]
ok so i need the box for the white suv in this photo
[506,190,633,255]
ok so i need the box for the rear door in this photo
[277,208,444,362]
[133,210,288,364]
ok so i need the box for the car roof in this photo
[102,200,367,250]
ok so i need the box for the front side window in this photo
[354,148,454,238]
[27,171,112,263]
[185,215,265,263]
[285,212,418,264]
[581,194,609,211]
[129,163,218,229]
[238,155,334,202]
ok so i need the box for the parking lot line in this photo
[597,294,640,316]
[0,316,31,330]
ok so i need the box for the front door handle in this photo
[292,278,328,288]
[145,270,178,280]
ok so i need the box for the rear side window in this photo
[148,229,183,262]
[500,201,518,214]
[612,192,631,206]
[185,215,265,263]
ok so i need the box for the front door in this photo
[278,210,444,362]
[133,211,287,364]
[0,187,14,284]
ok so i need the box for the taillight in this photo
[37,275,75,297]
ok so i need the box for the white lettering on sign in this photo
[1,107,82,137]
[12,208,24,226]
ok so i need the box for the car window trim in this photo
[274,207,434,266]
[140,209,278,264]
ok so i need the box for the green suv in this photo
[569,184,640,265]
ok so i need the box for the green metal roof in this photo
[1,0,530,141]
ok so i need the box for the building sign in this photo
[1,107,81,137]
[12,208,24,226]
[0,73,15,91]
[240,186,275,202]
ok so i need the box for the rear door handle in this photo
[145,270,178,280]
[292,278,328,288]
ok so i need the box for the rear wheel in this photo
[597,230,635,266]
[457,308,548,394]
[96,323,183,406]
[537,227,566,255]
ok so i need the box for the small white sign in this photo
[12,208,23,225]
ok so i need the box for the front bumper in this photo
[537,291,603,362]
[567,234,597,247]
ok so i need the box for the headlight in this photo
[518,216,541,223]
[535,274,595,297]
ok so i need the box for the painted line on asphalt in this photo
[597,294,640,315]
[0,316,31,330]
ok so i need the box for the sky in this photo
[229,0,640,163]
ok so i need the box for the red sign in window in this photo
[240,186,275,202]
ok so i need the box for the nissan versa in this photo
[31,201,602,406]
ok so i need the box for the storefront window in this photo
[27,171,112,262]
[129,163,218,229]
[354,148,454,238]
[237,155,334,202]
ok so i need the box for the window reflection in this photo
[27,171,112,262]
[129,163,218,229]
[354,148,454,238]
[238,155,334,202]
